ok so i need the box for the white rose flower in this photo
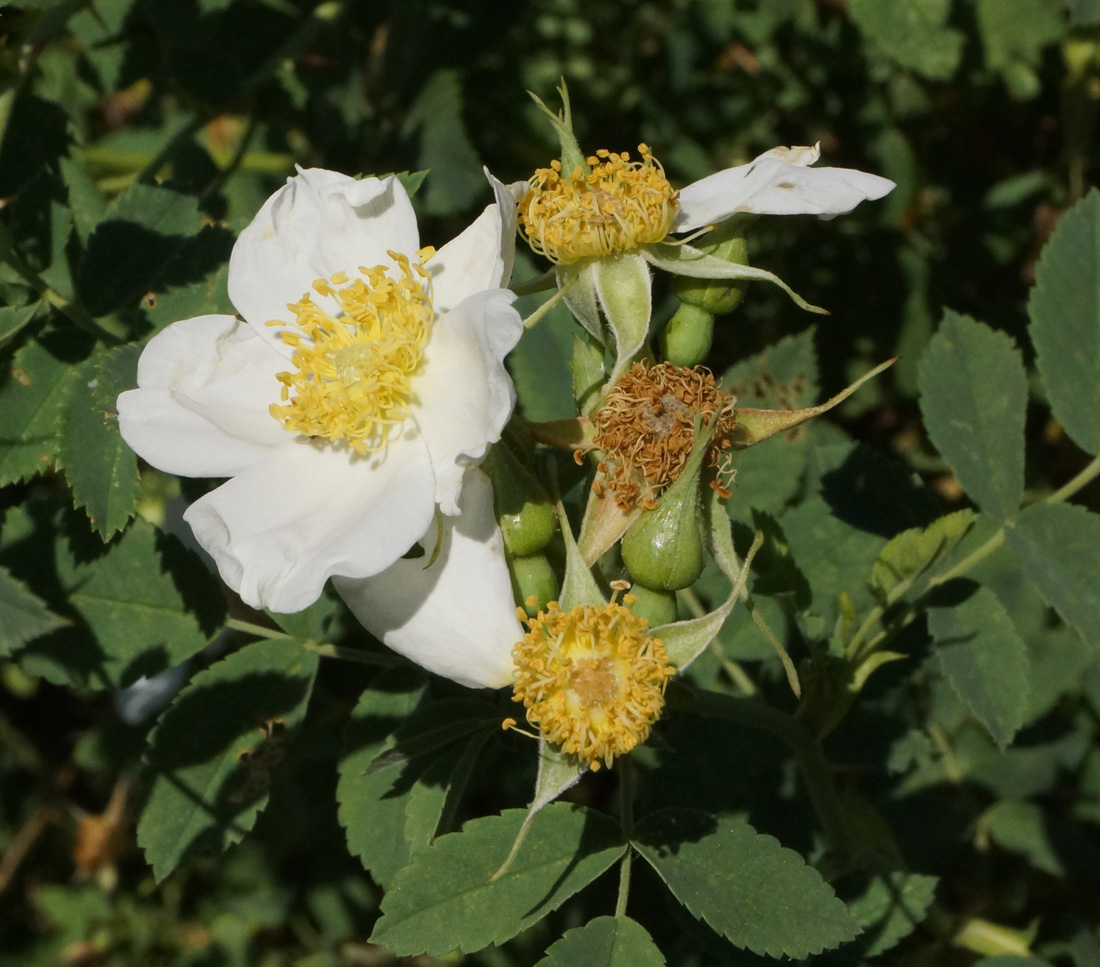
[118,167,525,686]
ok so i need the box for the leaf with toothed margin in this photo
[370,804,625,957]
[536,916,667,967]
[633,809,860,959]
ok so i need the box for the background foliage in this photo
[2,0,1100,965]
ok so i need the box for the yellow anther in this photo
[269,253,433,455]
[518,145,678,264]
[511,599,675,771]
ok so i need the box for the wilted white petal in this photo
[184,432,436,613]
[334,470,522,689]
[229,169,420,353]
[674,150,895,232]
[118,314,287,477]
[413,289,522,515]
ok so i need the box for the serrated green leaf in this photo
[78,183,203,316]
[21,518,224,689]
[59,343,141,539]
[918,312,1027,521]
[722,328,820,410]
[929,584,1030,748]
[337,668,426,886]
[847,0,964,80]
[59,155,108,246]
[268,593,342,643]
[536,916,666,967]
[1028,190,1100,454]
[9,170,74,296]
[983,800,1063,875]
[1006,502,1100,650]
[0,564,68,655]
[372,804,626,957]
[138,637,319,881]
[847,872,938,957]
[976,0,1065,73]
[404,69,483,216]
[632,809,860,959]
[0,335,89,485]
[871,509,975,599]
[338,684,498,890]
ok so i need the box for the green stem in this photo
[927,529,1006,590]
[303,642,402,667]
[226,618,292,640]
[615,758,634,918]
[511,270,557,297]
[1046,452,1100,505]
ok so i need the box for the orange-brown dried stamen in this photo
[587,361,737,510]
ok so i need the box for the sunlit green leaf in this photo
[1028,190,1100,455]
[59,343,141,539]
[0,334,89,486]
[871,509,975,600]
[338,679,499,890]
[632,810,860,958]
[372,804,626,956]
[929,584,1030,748]
[1007,502,1100,651]
[20,518,224,690]
[847,0,964,79]
[536,916,666,967]
[918,312,1027,521]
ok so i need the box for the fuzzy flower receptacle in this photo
[118,167,526,688]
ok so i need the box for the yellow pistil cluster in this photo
[588,361,737,510]
[511,597,675,770]
[269,251,433,455]
[518,145,678,265]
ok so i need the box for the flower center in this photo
[518,145,678,265]
[269,251,433,455]
[511,598,675,770]
[590,361,737,510]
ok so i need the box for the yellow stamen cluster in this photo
[269,252,433,455]
[518,145,678,265]
[588,361,737,510]
[511,598,675,770]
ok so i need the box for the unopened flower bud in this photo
[661,302,715,367]
[509,553,560,617]
[670,230,749,316]
[482,443,556,556]
[627,584,679,627]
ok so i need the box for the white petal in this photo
[229,168,420,354]
[118,315,288,477]
[673,149,895,232]
[429,170,518,314]
[183,431,436,613]
[413,289,522,515]
[334,470,522,689]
